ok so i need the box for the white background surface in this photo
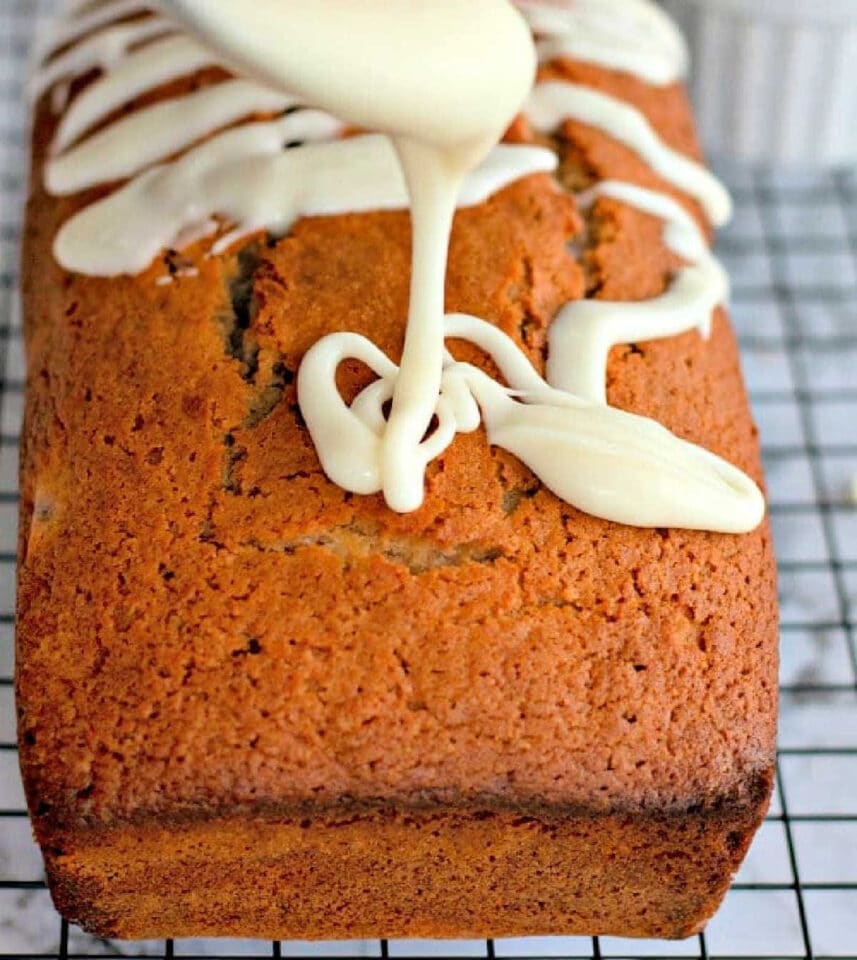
[1,2,856,958]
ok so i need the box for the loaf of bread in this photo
[17,0,777,942]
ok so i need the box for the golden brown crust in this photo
[17,54,777,939]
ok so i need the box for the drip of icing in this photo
[383,139,490,510]
[162,0,538,513]
[298,315,765,533]
[55,131,556,276]
[46,79,295,195]
[526,81,732,227]
[547,181,729,403]
[516,0,688,86]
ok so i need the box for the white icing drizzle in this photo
[526,81,732,227]
[55,132,555,277]
[34,0,162,68]
[298,316,764,534]
[30,16,175,109]
[548,181,730,403]
[46,79,295,195]
[33,0,765,533]
[52,33,217,153]
[516,0,688,87]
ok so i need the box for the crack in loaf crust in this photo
[17,50,778,939]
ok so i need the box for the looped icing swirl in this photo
[299,312,762,534]
[33,0,764,534]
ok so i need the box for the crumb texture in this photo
[17,48,777,940]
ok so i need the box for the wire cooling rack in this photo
[2,1,857,958]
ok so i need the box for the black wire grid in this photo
[2,2,857,958]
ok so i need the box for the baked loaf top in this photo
[18,6,777,833]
